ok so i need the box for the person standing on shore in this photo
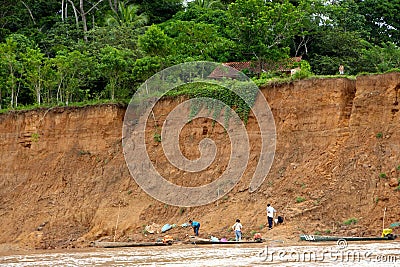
[232,219,243,241]
[266,204,277,230]
[189,220,200,236]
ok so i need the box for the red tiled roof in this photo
[208,61,260,79]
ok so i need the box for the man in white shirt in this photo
[266,204,277,230]
[232,219,243,241]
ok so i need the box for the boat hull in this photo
[191,240,263,245]
[300,234,395,242]
[92,241,172,248]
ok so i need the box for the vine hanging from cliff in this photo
[165,81,258,125]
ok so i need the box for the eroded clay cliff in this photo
[0,73,399,249]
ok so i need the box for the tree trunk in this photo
[110,77,116,100]
[10,84,14,109]
[20,1,36,25]
[16,79,21,108]
[80,0,88,42]
[9,65,14,108]
[61,0,65,21]
[109,0,118,14]
[67,0,79,29]
[57,75,64,104]
[37,66,41,105]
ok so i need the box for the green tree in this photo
[358,42,400,73]
[99,46,134,100]
[173,4,231,38]
[41,57,58,105]
[39,20,84,56]
[60,0,109,42]
[357,0,400,45]
[49,50,93,105]
[308,30,366,75]
[138,25,171,57]
[289,0,327,57]
[228,0,304,62]
[190,0,223,9]
[105,2,148,27]
[0,0,59,42]
[0,38,20,108]
[87,24,140,50]
[0,34,39,108]
[20,47,44,105]
[132,0,183,24]
[324,0,366,33]
[162,20,234,62]
[306,0,369,74]
[98,1,148,51]
[131,56,163,86]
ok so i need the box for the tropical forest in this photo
[0,0,399,110]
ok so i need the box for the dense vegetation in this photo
[0,0,399,110]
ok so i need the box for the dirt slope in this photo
[0,73,399,250]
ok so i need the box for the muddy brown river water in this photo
[1,241,399,266]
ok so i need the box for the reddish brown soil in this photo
[0,73,399,251]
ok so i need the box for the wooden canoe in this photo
[300,234,396,242]
[190,239,263,245]
[92,241,172,248]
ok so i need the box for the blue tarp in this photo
[161,224,172,233]
[390,222,400,228]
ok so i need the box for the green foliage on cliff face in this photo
[0,0,399,110]
[166,81,258,124]
[343,218,358,225]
